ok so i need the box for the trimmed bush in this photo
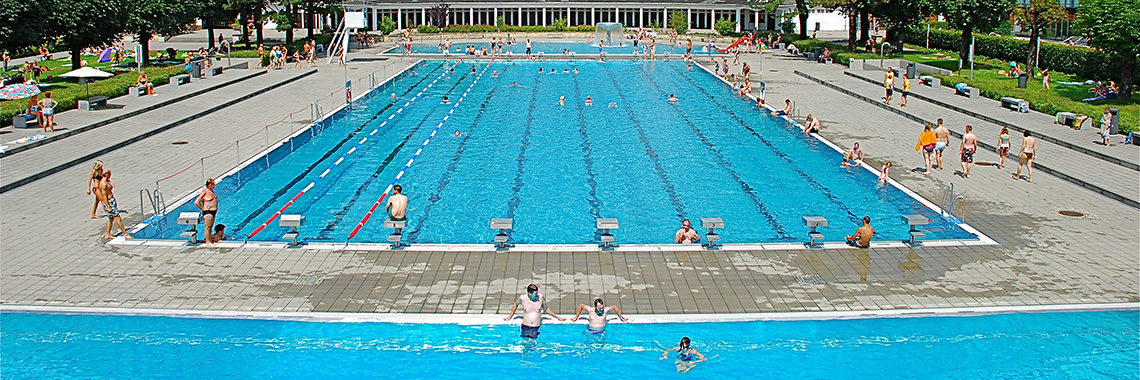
[416,24,594,34]
[714,19,737,36]
[902,25,1119,81]
[669,11,689,34]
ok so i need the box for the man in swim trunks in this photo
[194,178,219,247]
[504,284,565,339]
[933,119,950,170]
[386,184,408,221]
[771,99,793,116]
[1013,130,1036,183]
[667,94,678,103]
[571,298,628,333]
[959,125,977,178]
[845,216,874,248]
[660,337,706,373]
[803,114,821,134]
[674,219,700,244]
[899,75,910,107]
[97,170,132,240]
[883,69,894,105]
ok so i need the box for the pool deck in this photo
[0,44,1136,316]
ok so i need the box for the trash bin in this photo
[1108,107,1120,134]
[905,61,917,79]
[1018,73,1029,88]
[188,60,203,78]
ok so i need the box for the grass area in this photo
[2,56,186,128]
[792,39,1138,132]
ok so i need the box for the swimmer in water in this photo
[571,298,628,334]
[608,102,617,108]
[451,130,463,137]
[585,96,593,106]
[573,68,579,74]
[491,70,498,77]
[441,95,450,104]
[563,68,569,73]
[504,81,525,88]
[667,94,678,103]
[539,67,543,73]
[389,93,397,99]
[504,284,565,339]
[660,337,706,373]
[558,96,565,106]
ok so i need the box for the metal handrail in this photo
[139,188,154,218]
[954,195,969,221]
[941,183,955,217]
[153,189,167,216]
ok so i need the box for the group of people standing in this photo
[915,119,1037,182]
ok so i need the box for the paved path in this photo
[0,51,1135,316]
[785,62,1139,207]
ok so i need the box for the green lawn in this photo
[2,56,186,128]
[793,39,1138,132]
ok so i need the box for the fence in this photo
[140,59,418,221]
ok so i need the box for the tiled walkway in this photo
[0,49,1135,316]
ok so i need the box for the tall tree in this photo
[795,0,811,38]
[48,0,130,69]
[1013,0,1067,78]
[200,0,236,49]
[427,1,450,28]
[1074,0,1140,98]
[228,0,268,47]
[125,0,200,66]
[0,0,55,54]
[940,0,1014,64]
[873,0,935,47]
[298,0,336,38]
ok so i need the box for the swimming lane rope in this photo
[347,59,495,240]
[244,60,464,238]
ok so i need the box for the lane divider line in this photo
[348,60,495,239]
[245,60,463,238]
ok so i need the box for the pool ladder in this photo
[138,188,167,219]
[940,183,968,223]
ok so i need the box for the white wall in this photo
[787,8,848,32]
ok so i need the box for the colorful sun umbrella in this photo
[0,83,41,100]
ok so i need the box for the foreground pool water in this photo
[2,310,1136,378]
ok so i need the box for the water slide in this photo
[718,36,752,53]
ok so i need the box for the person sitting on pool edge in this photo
[771,99,793,116]
[385,185,408,222]
[674,219,700,244]
[660,337,706,373]
[845,216,874,248]
[842,142,863,167]
[571,298,629,333]
[504,284,565,339]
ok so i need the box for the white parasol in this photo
[59,67,114,97]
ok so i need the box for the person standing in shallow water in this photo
[660,337,706,373]
[504,284,565,339]
[571,298,628,333]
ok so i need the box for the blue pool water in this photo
[2,310,1136,378]
[395,40,720,55]
[135,60,974,244]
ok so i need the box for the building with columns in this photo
[341,0,796,33]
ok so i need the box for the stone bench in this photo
[1000,96,1029,113]
[169,74,190,86]
[204,65,223,77]
[127,86,147,97]
[919,75,941,87]
[1055,112,1091,130]
[77,96,108,111]
[12,114,38,129]
[820,57,833,64]
[956,85,980,99]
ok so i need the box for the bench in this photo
[919,75,941,87]
[11,114,38,129]
[1000,97,1029,113]
[803,216,828,248]
[204,65,223,77]
[901,214,930,245]
[803,52,816,61]
[956,85,979,98]
[77,96,108,111]
[127,86,147,97]
[1055,112,1091,130]
[820,57,833,64]
[169,74,190,86]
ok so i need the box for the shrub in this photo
[779,19,796,34]
[668,11,688,34]
[552,18,568,32]
[378,17,397,35]
[495,16,505,29]
[714,19,736,36]
[417,25,440,34]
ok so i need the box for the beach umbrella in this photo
[0,83,42,113]
[59,67,114,97]
[99,48,116,63]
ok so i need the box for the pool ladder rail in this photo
[940,183,969,224]
[138,188,167,219]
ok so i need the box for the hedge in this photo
[902,26,1120,81]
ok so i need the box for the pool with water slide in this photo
[133,60,976,245]
[2,309,1136,377]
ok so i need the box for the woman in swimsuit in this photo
[915,123,937,175]
[571,298,628,333]
[1013,130,1037,183]
[997,127,1011,168]
[136,71,155,95]
[87,161,105,219]
[38,91,57,132]
[194,178,219,247]
[660,337,706,373]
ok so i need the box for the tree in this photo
[427,1,449,28]
[48,0,130,69]
[874,0,935,47]
[297,0,337,39]
[940,0,1014,64]
[1013,0,1067,78]
[125,0,200,66]
[228,0,268,47]
[1074,0,1140,98]
[795,0,810,38]
[199,0,237,49]
[668,11,689,34]
[0,0,55,54]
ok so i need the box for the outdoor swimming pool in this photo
[133,60,977,245]
[391,40,721,56]
[2,309,1135,377]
